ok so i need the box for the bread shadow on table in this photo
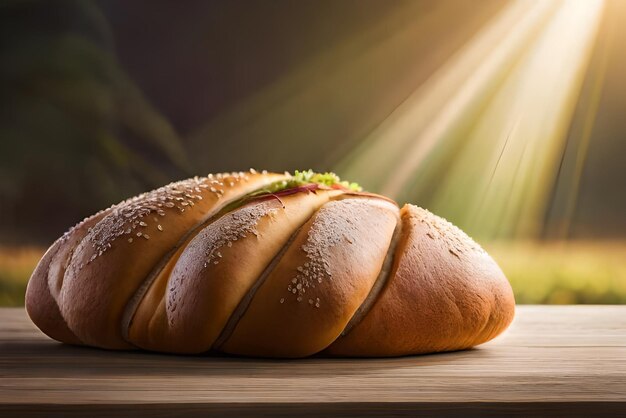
[2,338,492,378]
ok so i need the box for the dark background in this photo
[1,0,624,245]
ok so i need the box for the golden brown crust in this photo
[33,171,288,349]
[127,189,343,353]
[25,209,113,345]
[25,243,81,345]
[325,204,515,356]
[218,196,399,357]
[26,171,515,357]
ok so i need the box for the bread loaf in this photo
[26,169,515,357]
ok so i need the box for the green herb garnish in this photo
[290,169,362,191]
[213,170,362,217]
[249,170,362,197]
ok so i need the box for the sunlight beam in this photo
[336,0,606,241]
[336,0,560,195]
[430,0,605,239]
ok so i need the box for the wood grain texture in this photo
[1,306,625,417]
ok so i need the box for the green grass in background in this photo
[0,247,42,306]
[0,242,625,307]
[485,241,626,304]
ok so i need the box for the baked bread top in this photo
[26,169,515,357]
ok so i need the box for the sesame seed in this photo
[280,298,285,304]
[128,238,133,243]
[157,225,163,231]
[143,234,150,239]
[136,232,142,237]
[139,221,147,227]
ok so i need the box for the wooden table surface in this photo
[1,305,625,417]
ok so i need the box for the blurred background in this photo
[1,0,624,306]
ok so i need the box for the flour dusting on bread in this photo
[201,200,281,268]
[287,198,396,307]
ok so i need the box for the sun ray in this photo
[336,0,606,241]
